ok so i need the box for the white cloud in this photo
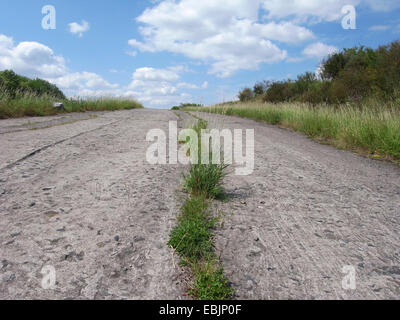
[261,0,360,23]
[364,0,400,12]
[68,20,90,37]
[126,66,208,107]
[0,34,123,98]
[126,50,138,57]
[177,82,200,89]
[50,72,118,94]
[261,0,400,23]
[132,67,180,82]
[0,34,203,106]
[302,42,338,59]
[369,25,390,31]
[129,0,318,77]
[0,35,66,78]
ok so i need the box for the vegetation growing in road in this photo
[0,70,143,119]
[168,117,233,300]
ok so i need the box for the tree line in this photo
[239,40,400,106]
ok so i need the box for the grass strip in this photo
[168,117,234,300]
[0,96,143,119]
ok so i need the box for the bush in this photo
[0,70,65,99]
[238,88,254,102]
[247,40,400,106]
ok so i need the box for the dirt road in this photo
[0,109,187,299]
[1,109,399,300]
[193,111,400,300]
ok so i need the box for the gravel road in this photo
[1,109,399,300]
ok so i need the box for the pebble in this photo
[2,273,16,283]
[114,235,120,242]
[64,251,85,262]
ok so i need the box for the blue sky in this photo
[1,0,400,108]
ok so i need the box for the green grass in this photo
[0,94,143,119]
[168,196,215,261]
[168,196,233,300]
[191,260,234,300]
[182,117,229,199]
[183,164,229,199]
[169,117,233,300]
[185,101,400,162]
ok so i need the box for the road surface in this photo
[1,109,399,299]
[0,109,187,299]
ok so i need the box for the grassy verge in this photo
[185,102,400,163]
[168,117,233,300]
[0,95,143,119]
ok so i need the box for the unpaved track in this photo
[193,112,400,300]
[0,109,187,299]
[1,109,400,300]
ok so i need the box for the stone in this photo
[53,102,64,110]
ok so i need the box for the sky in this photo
[0,0,400,109]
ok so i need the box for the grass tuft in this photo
[183,164,229,199]
[190,261,234,300]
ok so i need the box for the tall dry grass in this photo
[0,87,143,119]
[186,101,400,162]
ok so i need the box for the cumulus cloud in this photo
[128,0,317,77]
[68,20,90,37]
[0,34,122,98]
[302,42,338,59]
[0,35,66,78]
[126,66,209,107]
[132,67,180,82]
[50,72,119,96]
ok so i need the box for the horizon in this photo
[1,0,400,108]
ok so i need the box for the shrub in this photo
[238,88,254,102]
